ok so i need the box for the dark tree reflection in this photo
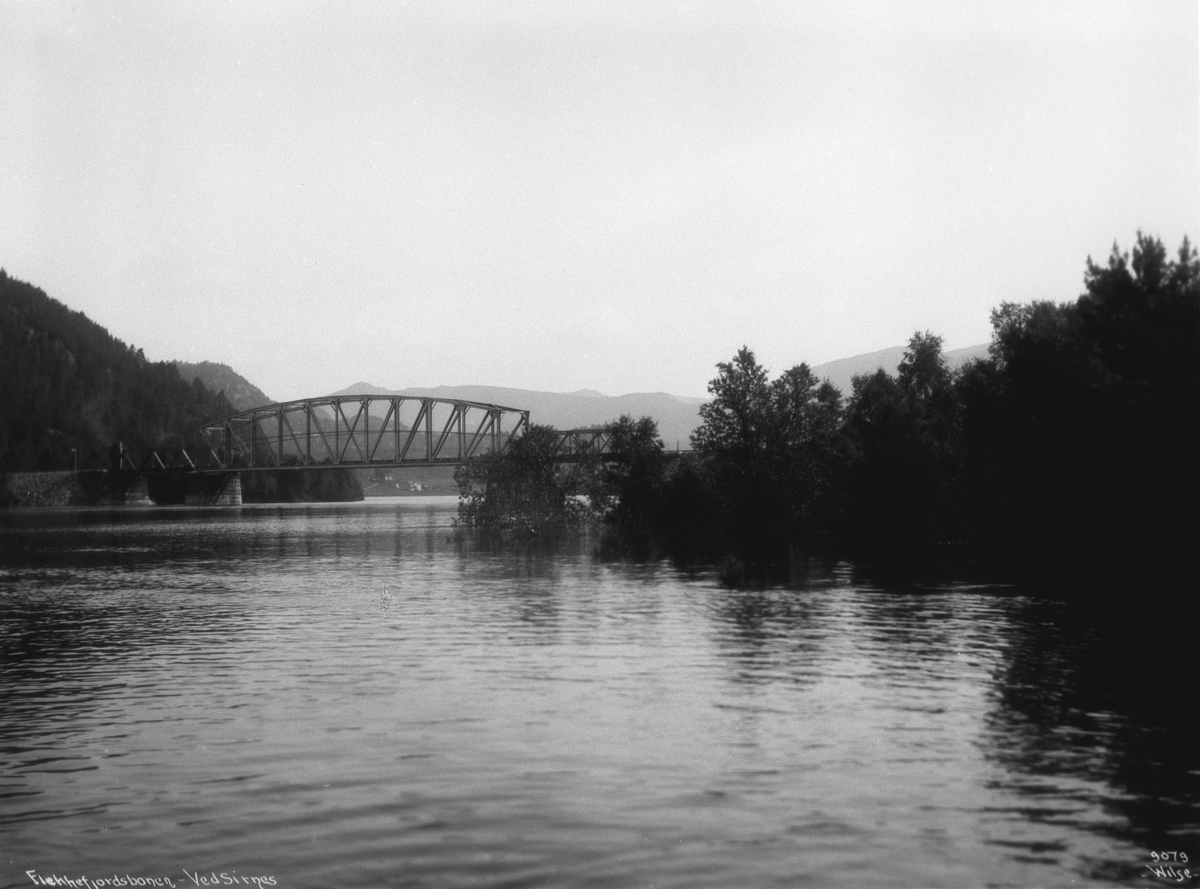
[983,595,1200,881]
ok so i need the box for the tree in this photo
[454,424,596,538]
[845,331,964,549]
[845,368,913,543]
[689,347,851,555]
[688,348,780,553]
[764,364,849,536]
[957,233,1199,578]
[691,347,771,455]
[600,415,665,537]
[898,330,951,401]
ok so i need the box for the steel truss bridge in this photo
[114,394,633,475]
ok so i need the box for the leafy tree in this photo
[845,368,913,542]
[846,331,963,550]
[958,233,1198,576]
[454,424,597,538]
[1079,234,1199,396]
[600,415,666,537]
[764,364,851,536]
[898,330,952,400]
[689,347,850,555]
[689,348,782,553]
[691,346,772,456]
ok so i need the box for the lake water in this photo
[1,498,1195,889]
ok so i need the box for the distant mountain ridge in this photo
[328,383,705,450]
[327,341,990,449]
[809,343,990,397]
[0,263,990,467]
[188,340,991,437]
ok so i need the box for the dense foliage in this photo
[959,234,1199,573]
[682,233,1198,577]
[458,234,1198,581]
[454,424,599,537]
[1,270,236,471]
[688,348,852,556]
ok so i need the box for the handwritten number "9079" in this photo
[1153,852,1190,864]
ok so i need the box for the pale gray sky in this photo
[2,1,1197,400]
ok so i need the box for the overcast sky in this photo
[2,1,1197,400]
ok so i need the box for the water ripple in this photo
[1,501,1193,887]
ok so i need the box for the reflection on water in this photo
[1,498,1195,888]
[982,596,1200,884]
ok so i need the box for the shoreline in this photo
[0,470,459,509]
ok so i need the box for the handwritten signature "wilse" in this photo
[1146,851,1195,884]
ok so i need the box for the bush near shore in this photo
[0,471,88,507]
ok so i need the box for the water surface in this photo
[1,498,1195,888]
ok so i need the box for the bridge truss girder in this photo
[192,395,530,472]
[550,427,615,461]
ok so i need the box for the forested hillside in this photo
[0,269,235,471]
[174,361,272,412]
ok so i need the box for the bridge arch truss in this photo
[196,395,530,472]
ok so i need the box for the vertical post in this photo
[306,405,312,465]
[334,399,340,464]
[277,407,283,466]
[393,398,401,464]
[425,399,433,461]
[363,398,370,465]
